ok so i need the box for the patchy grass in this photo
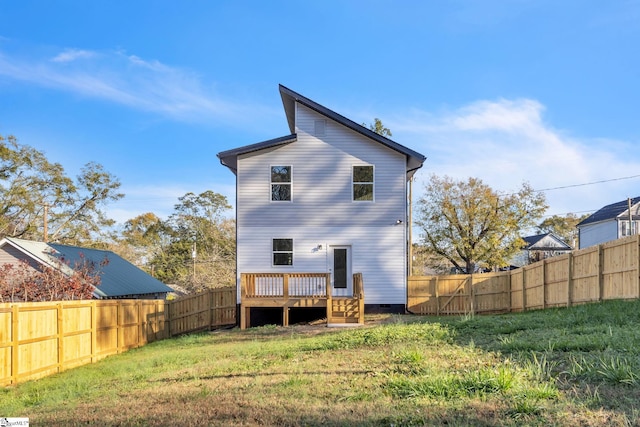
[2,299,640,425]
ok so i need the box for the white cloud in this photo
[0,48,278,125]
[387,99,640,217]
[51,48,96,63]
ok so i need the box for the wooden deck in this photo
[240,272,365,328]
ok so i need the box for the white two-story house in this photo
[218,85,426,327]
[578,196,640,249]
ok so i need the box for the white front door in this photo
[330,245,352,297]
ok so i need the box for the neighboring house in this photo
[217,85,426,324]
[511,233,572,267]
[0,237,173,299]
[577,197,640,249]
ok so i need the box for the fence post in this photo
[57,303,64,374]
[91,301,98,363]
[209,289,214,330]
[567,253,573,307]
[542,260,547,310]
[11,304,18,385]
[435,276,440,316]
[598,245,605,302]
[468,275,475,315]
[507,270,512,313]
[117,302,123,353]
[522,267,527,312]
[637,236,640,299]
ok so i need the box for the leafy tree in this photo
[120,191,235,293]
[536,213,588,249]
[0,255,107,302]
[416,175,547,273]
[0,134,123,244]
[120,212,169,268]
[364,118,392,137]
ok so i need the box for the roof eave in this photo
[278,84,427,174]
[217,134,298,175]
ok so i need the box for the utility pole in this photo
[192,241,197,282]
[629,197,633,236]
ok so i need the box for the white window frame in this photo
[270,165,292,202]
[272,238,294,267]
[621,220,638,237]
[352,164,374,202]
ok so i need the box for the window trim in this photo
[270,165,292,202]
[621,220,638,237]
[272,238,294,267]
[352,164,375,202]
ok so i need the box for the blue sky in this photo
[1,1,639,227]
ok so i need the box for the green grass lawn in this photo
[2,299,640,426]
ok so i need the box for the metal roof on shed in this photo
[48,243,173,297]
[1,237,172,298]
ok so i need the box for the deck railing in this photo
[240,272,364,328]
[241,273,331,299]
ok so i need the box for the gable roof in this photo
[522,233,572,251]
[278,85,426,173]
[0,237,172,298]
[578,196,640,227]
[217,85,427,177]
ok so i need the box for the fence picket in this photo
[0,287,236,386]
[408,235,640,316]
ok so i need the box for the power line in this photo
[534,174,640,193]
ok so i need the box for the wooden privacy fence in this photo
[408,235,640,315]
[0,287,236,386]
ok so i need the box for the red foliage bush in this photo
[0,253,107,302]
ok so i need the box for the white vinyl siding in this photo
[238,225,406,304]
[579,221,619,249]
[235,103,408,305]
[237,104,406,228]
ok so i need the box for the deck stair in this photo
[327,272,365,327]
[328,297,362,325]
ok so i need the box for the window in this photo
[271,166,291,201]
[621,221,638,236]
[353,165,374,201]
[273,239,293,266]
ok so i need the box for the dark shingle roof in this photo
[578,196,640,227]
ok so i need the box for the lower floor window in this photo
[273,238,293,266]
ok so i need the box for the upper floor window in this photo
[273,238,293,266]
[271,166,291,201]
[353,165,374,201]
[621,220,638,236]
